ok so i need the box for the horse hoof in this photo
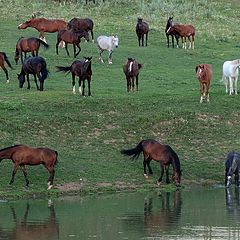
[47,185,53,190]
[6,80,10,83]
[144,174,148,179]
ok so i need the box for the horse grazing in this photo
[165,17,180,48]
[0,144,58,190]
[18,17,67,43]
[18,56,49,91]
[97,35,119,64]
[222,59,240,95]
[225,151,240,188]
[0,52,13,83]
[166,19,195,49]
[15,37,49,65]
[56,29,89,58]
[56,56,92,96]
[195,64,213,103]
[136,18,149,47]
[121,139,182,187]
[67,17,94,42]
[123,57,142,92]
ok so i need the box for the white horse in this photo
[222,59,240,95]
[97,35,119,64]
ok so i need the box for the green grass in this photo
[0,0,240,198]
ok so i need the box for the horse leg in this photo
[138,35,141,47]
[143,160,148,178]
[192,35,195,49]
[21,52,24,64]
[78,77,82,95]
[99,49,104,63]
[145,33,148,47]
[141,35,144,47]
[126,77,130,92]
[73,44,76,58]
[229,77,233,95]
[21,165,29,187]
[146,157,153,175]
[40,32,46,43]
[65,43,70,57]
[165,165,170,184]
[9,164,19,185]
[157,164,165,185]
[72,73,76,94]
[56,40,60,55]
[2,67,9,83]
[234,169,239,186]
[87,78,91,96]
[82,79,86,96]
[206,82,210,102]
[34,74,40,90]
[171,35,174,48]
[200,82,204,103]
[188,36,191,49]
[225,169,229,186]
[91,30,94,43]
[75,43,81,57]
[131,77,135,92]
[31,51,35,57]
[136,74,139,92]
[234,77,238,95]
[225,76,229,94]
[27,74,30,89]
[46,167,55,190]
[108,50,113,64]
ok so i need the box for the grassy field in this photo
[0,0,240,198]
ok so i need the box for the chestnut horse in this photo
[196,64,213,103]
[56,29,89,58]
[15,37,49,65]
[123,57,142,92]
[56,56,92,96]
[18,17,67,43]
[121,139,182,187]
[0,144,58,190]
[0,52,13,83]
[165,17,180,48]
[136,18,149,47]
[67,17,94,42]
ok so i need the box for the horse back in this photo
[32,18,67,32]
[136,22,149,34]
[123,60,141,76]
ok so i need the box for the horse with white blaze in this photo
[222,59,240,95]
[97,35,119,64]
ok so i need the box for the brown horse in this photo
[196,64,213,103]
[166,18,195,49]
[123,57,142,92]
[0,144,58,189]
[0,52,13,83]
[56,56,92,96]
[67,17,94,42]
[136,18,149,47]
[121,139,182,187]
[56,29,89,58]
[15,37,49,65]
[18,17,67,43]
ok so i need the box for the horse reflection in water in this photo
[226,187,240,219]
[0,202,59,240]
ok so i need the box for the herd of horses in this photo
[0,14,239,190]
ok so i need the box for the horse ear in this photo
[32,13,36,19]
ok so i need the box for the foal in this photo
[0,52,13,83]
[136,18,149,47]
[196,64,213,103]
[123,57,142,92]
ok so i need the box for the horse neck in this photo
[0,146,18,160]
[171,153,181,174]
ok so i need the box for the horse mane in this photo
[0,144,23,152]
[166,145,181,174]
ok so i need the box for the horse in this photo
[123,57,142,92]
[17,56,49,91]
[166,20,195,49]
[56,56,92,96]
[56,29,89,58]
[222,59,240,95]
[18,17,67,43]
[15,37,49,65]
[67,17,94,42]
[136,18,149,47]
[121,139,182,187]
[0,52,13,83]
[97,35,119,64]
[165,17,180,48]
[0,144,58,190]
[195,64,213,103]
[225,151,240,188]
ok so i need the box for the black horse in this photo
[225,151,240,188]
[56,56,92,96]
[17,56,49,91]
[165,17,180,48]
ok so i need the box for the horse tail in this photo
[56,66,71,74]
[221,75,228,84]
[54,151,59,166]
[38,39,49,49]
[40,67,49,81]
[120,140,144,159]
[2,52,13,69]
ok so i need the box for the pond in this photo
[0,187,239,239]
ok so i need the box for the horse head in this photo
[196,64,206,80]
[112,36,119,48]
[17,73,25,88]
[18,20,32,29]
[137,18,143,23]
[172,170,182,187]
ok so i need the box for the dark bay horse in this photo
[0,52,13,83]
[18,56,49,91]
[165,17,180,48]
[67,17,94,42]
[18,17,67,43]
[121,139,182,187]
[56,29,89,58]
[0,144,58,189]
[123,57,142,92]
[225,151,240,188]
[136,18,149,47]
[15,37,49,64]
[56,56,92,96]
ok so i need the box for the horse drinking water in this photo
[97,35,119,64]
[136,18,149,47]
[121,139,182,187]
[0,144,58,190]
[15,37,49,65]
[0,52,13,83]
[123,57,142,92]
[222,59,240,95]
[225,151,240,188]
[17,56,49,91]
